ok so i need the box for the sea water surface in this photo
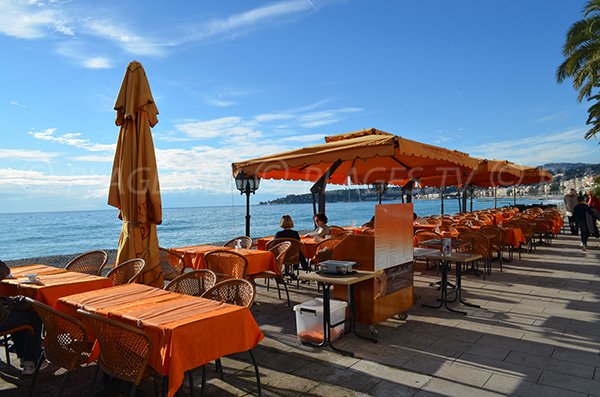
[0,198,558,260]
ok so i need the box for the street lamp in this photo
[369,182,388,204]
[235,171,261,237]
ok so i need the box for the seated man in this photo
[0,260,46,375]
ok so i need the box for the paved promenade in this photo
[1,232,599,396]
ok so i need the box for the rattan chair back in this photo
[106,258,145,286]
[158,247,185,281]
[164,269,217,296]
[265,238,300,265]
[458,231,490,257]
[267,241,292,275]
[65,250,108,275]
[312,237,345,266]
[77,309,152,386]
[26,298,90,371]
[223,236,253,249]
[414,230,442,246]
[361,228,375,235]
[204,250,248,281]
[202,278,255,308]
[328,225,349,237]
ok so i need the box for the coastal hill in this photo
[259,162,599,205]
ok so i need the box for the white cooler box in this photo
[293,298,348,343]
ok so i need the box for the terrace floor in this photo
[1,231,599,396]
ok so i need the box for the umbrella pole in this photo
[470,188,474,212]
[440,188,444,214]
[513,186,517,206]
[457,190,462,213]
[494,187,497,208]
[378,192,382,204]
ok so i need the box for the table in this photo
[0,264,113,306]
[418,252,482,315]
[298,270,376,357]
[56,283,264,397]
[171,245,276,276]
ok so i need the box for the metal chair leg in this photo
[28,353,45,397]
[58,371,71,397]
[129,384,138,397]
[200,366,206,397]
[187,370,195,397]
[89,365,100,394]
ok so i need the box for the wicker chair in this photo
[202,278,255,307]
[414,230,443,247]
[158,247,185,281]
[26,298,92,397]
[310,237,345,270]
[265,238,301,279]
[204,250,248,282]
[201,278,261,395]
[223,236,253,249]
[479,226,505,272]
[458,231,491,278]
[361,228,375,235]
[106,258,145,286]
[250,241,291,307]
[0,325,34,368]
[164,269,217,297]
[77,309,157,397]
[64,250,108,275]
[328,225,349,237]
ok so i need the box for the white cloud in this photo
[466,129,600,165]
[205,97,237,108]
[254,113,295,122]
[0,148,58,162]
[0,0,72,39]
[174,117,258,140]
[9,101,26,108]
[82,19,165,56]
[72,155,114,163]
[279,133,324,143]
[55,41,113,69]
[81,57,112,69]
[28,128,115,152]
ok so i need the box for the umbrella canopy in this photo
[108,61,163,288]
[232,128,479,184]
[413,159,524,188]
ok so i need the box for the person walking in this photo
[588,190,600,212]
[572,196,600,251]
[564,188,579,235]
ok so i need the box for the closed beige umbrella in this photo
[108,61,163,287]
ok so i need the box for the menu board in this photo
[374,203,414,271]
[373,203,414,299]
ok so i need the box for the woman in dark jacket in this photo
[572,196,600,251]
[0,260,44,375]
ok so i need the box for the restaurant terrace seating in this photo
[204,250,248,282]
[0,325,33,368]
[27,298,91,397]
[64,250,108,276]
[164,269,217,297]
[251,241,292,307]
[265,238,301,273]
[223,236,253,249]
[78,309,159,397]
[106,258,146,286]
[158,247,185,281]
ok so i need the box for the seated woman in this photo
[0,260,45,375]
[275,215,309,271]
[304,213,331,240]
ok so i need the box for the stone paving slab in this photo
[0,231,599,396]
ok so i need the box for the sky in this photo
[0,0,599,214]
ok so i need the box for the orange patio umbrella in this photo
[232,128,479,185]
[107,61,163,288]
[232,128,479,214]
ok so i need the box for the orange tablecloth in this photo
[502,226,526,248]
[170,245,223,269]
[171,245,276,275]
[0,264,113,306]
[56,284,264,397]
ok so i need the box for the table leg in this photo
[423,260,467,315]
[348,283,377,343]
[448,261,480,310]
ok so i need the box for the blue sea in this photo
[0,198,558,260]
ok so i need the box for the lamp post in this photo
[235,171,260,237]
[369,182,388,204]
